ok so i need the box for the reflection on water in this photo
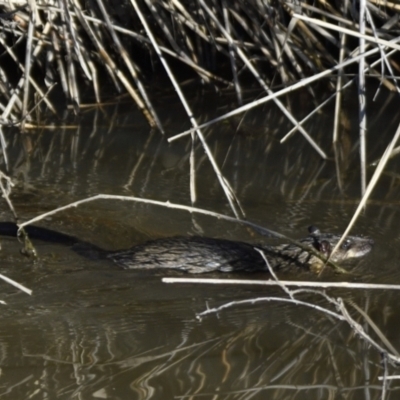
[1,259,400,399]
[0,86,400,398]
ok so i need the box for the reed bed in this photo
[1,0,399,216]
[0,0,399,130]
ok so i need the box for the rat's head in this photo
[307,226,374,263]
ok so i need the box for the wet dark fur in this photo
[0,223,373,274]
[107,228,374,273]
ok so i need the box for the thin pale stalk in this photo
[35,3,233,86]
[381,355,389,400]
[359,0,367,195]
[0,35,56,115]
[63,0,92,81]
[17,194,282,239]
[329,120,400,259]
[333,0,349,143]
[349,301,399,356]
[87,60,100,103]
[72,3,151,123]
[58,0,80,110]
[365,7,400,97]
[273,28,313,93]
[282,46,398,143]
[51,29,68,95]
[123,131,156,189]
[196,295,346,321]
[145,0,195,61]
[282,8,337,69]
[21,0,36,131]
[199,0,327,159]
[0,127,8,169]
[368,0,400,10]
[0,273,32,295]
[131,0,243,217]
[1,75,24,122]
[294,13,400,51]
[96,0,163,132]
[169,39,399,142]
[162,278,400,291]
[70,2,120,93]
[222,0,242,104]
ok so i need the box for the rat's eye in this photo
[341,239,351,250]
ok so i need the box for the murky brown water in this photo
[1,85,400,399]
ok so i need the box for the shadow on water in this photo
[1,86,400,398]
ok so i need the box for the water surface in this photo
[0,85,399,399]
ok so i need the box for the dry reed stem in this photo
[282,45,398,146]
[358,0,367,195]
[200,0,327,159]
[96,0,163,131]
[162,278,400,291]
[348,301,399,356]
[329,121,400,260]
[332,0,348,144]
[169,37,398,142]
[21,0,36,131]
[0,273,32,295]
[132,0,243,217]
[294,13,400,51]
[0,34,56,116]
[17,194,280,237]
[222,0,242,104]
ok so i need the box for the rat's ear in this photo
[308,226,320,236]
